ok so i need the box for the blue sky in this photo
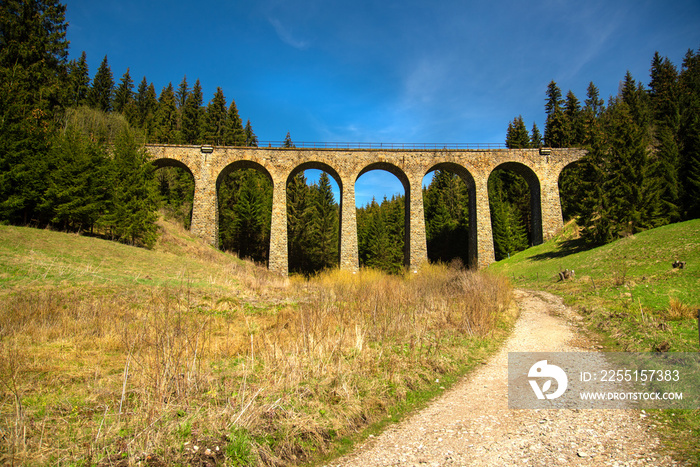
[64,0,700,206]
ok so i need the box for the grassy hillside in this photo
[491,219,700,463]
[0,218,513,466]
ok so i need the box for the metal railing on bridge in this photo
[252,141,506,150]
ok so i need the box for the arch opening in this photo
[558,160,585,223]
[488,162,542,261]
[355,163,409,274]
[153,158,195,230]
[216,161,273,264]
[286,162,342,276]
[423,163,476,268]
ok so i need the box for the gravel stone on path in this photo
[326,290,683,467]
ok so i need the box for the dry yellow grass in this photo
[0,222,512,466]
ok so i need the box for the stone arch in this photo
[216,160,273,188]
[288,161,343,191]
[557,159,583,222]
[152,157,196,229]
[152,157,195,175]
[286,161,343,274]
[489,162,543,247]
[424,162,478,268]
[215,160,274,262]
[356,162,411,268]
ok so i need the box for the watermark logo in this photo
[528,360,568,399]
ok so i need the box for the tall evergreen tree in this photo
[67,51,90,107]
[309,172,339,270]
[424,169,469,265]
[0,0,69,224]
[649,52,681,222]
[203,87,227,145]
[530,123,542,148]
[153,83,178,143]
[224,99,246,146]
[181,79,203,144]
[544,81,566,147]
[101,128,159,247]
[283,131,294,148]
[113,68,134,114]
[287,171,312,273]
[175,75,189,109]
[40,126,110,232]
[88,55,114,112]
[678,48,700,219]
[505,115,530,148]
[244,120,258,147]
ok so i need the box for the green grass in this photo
[490,218,700,464]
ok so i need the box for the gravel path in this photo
[327,289,682,466]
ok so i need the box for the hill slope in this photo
[0,218,512,466]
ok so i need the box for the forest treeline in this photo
[503,52,700,246]
[2,1,699,274]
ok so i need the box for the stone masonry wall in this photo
[147,145,586,275]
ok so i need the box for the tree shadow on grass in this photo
[529,237,593,261]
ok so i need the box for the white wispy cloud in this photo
[268,17,310,50]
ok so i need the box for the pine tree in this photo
[224,99,246,146]
[649,52,681,223]
[544,81,566,147]
[0,0,69,224]
[67,51,90,107]
[40,126,110,232]
[101,128,159,247]
[678,48,700,219]
[113,68,134,114]
[424,169,469,264]
[181,79,203,144]
[203,87,227,145]
[564,90,582,145]
[530,123,542,148]
[153,83,178,143]
[283,131,294,148]
[287,171,312,273]
[489,175,528,260]
[505,116,530,148]
[175,76,189,109]
[244,120,258,147]
[88,55,114,112]
[309,172,339,271]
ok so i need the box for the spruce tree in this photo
[505,116,530,148]
[113,68,134,114]
[0,0,69,224]
[40,126,110,231]
[244,120,258,147]
[101,128,159,247]
[67,51,90,107]
[224,99,246,146]
[287,171,312,273]
[181,79,203,144]
[175,75,189,109]
[530,123,542,148]
[544,81,566,147]
[88,55,114,112]
[153,83,178,144]
[678,48,700,218]
[203,87,227,145]
[309,172,339,270]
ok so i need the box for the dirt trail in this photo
[327,290,681,466]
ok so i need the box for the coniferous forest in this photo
[2,0,700,274]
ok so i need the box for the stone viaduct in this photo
[146,145,585,275]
